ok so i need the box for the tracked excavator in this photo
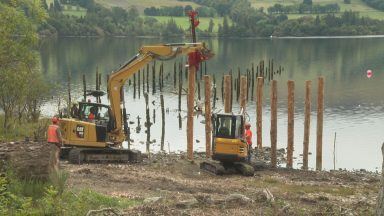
[200,110,255,176]
[59,43,212,164]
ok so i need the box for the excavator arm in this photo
[107,43,212,143]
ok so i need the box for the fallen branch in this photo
[86,207,122,216]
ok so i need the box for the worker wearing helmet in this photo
[244,122,252,161]
[47,117,63,148]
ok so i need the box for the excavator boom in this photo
[59,42,212,164]
[107,43,212,143]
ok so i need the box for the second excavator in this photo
[200,110,255,176]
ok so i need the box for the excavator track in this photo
[68,148,142,164]
[200,160,225,175]
[200,161,254,176]
[233,162,255,176]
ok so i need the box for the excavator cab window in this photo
[213,114,244,139]
[79,102,111,127]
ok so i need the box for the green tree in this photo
[208,18,214,32]
[223,16,229,35]
[0,1,48,129]
[53,0,62,12]
[42,0,49,10]
[128,6,139,20]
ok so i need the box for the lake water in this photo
[39,37,384,171]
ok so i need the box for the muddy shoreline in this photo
[63,151,380,215]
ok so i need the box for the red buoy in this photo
[367,70,373,78]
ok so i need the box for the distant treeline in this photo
[267,3,340,14]
[218,0,384,37]
[272,11,384,36]
[144,5,217,17]
[177,0,237,16]
[362,0,384,11]
[40,0,184,37]
[39,0,384,37]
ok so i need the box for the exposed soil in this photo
[63,152,380,215]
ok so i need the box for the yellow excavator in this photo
[59,43,212,164]
[200,110,255,176]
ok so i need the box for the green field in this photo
[147,16,226,32]
[96,0,200,14]
[250,0,384,20]
[46,0,87,17]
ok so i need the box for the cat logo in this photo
[76,125,85,138]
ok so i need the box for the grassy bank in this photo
[0,169,140,215]
[0,115,49,141]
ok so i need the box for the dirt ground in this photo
[63,153,381,216]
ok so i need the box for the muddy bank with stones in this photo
[63,151,380,215]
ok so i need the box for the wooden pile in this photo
[0,141,59,181]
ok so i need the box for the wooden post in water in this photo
[160,94,165,151]
[159,63,162,92]
[197,81,201,101]
[303,80,312,170]
[240,76,247,112]
[96,68,99,90]
[147,64,150,93]
[178,112,182,129]
[133,73,136,99]
[144,93,151,154]
[106,74,110,100]
[204,75,212,158]
[256,77,264,149]
[96,68,99,103]
[67,70,71,113]
[316,77,324,171]
[251,64,255,101]
[83,74,86,101]
[287,80,295,169]
[199,62,203,80]
[152,64,156,94]
[221,76,224,103]
[174,62,177,88]
[236,68,240,102]
[161,63,164,90]
[270,80,278,168]
[246,69,250,102]
[187,65,196,160]
[143,67,145,94]
[178,62,182,112]
[204,62,207,75]
[99,73,101,90]
[224,75,232,113]
[213,75,216,109]
[138,70,141,99]
[230,70,233,110]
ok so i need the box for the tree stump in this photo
[377,143,384,215]
[0,141,59,181]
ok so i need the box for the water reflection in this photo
[40,37,384,171]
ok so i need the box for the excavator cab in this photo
[212,113,249,162]
[200,113,254,176]
[78,102,114,131]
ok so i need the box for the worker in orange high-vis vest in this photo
[244,122,252,161]
[47,117,63,148]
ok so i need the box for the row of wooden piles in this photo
[199,75,325,171]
